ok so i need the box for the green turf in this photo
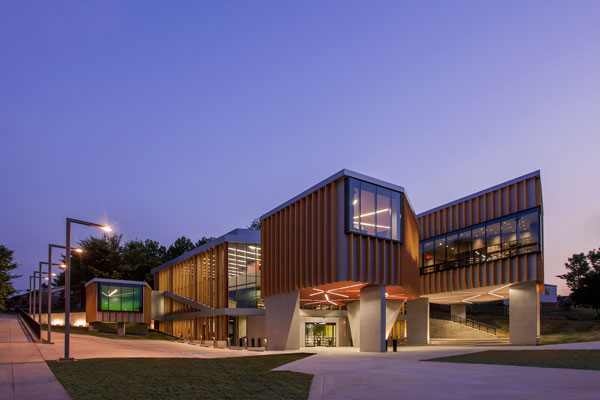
[41,324,175,341]
[425,350,600,371]
[47,354,314,400]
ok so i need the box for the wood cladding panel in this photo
[262,183,420,298]
[418,174,544,295]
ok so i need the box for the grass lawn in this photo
[425,350,600,371]
[467,314,600,345]
[41,324,175,341]
[47,353,314,400]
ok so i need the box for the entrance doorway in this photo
[305,322,336,347]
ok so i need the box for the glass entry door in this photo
[305,323,336,347]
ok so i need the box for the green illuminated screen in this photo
[98,282,143,312]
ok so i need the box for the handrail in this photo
[430,312,497,336]
[18,309,41,340]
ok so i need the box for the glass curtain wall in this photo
[420,207,541,274]
[227,243,263,309]
[98,282,143,312]
[347,178,402,241]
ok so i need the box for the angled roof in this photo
[150,228,260,274]
[85,278,152,288]
[260,169,406,220]
[417,170,541,217]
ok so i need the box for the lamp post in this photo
[62,218,111,361]
[34,265,59,325]
[29,276,33,315]
[47,244,82,344]
[30,275,37,317]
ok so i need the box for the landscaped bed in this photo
[41,324,175,341]
[424,350,600,371]
[47,353,314,399]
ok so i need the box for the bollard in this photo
[213,336,216,348]
[393,339,397,352]
[258,337,262,347]
[252,338,255,347]
[244,337,247,349]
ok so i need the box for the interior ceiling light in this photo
[353,208,390,219]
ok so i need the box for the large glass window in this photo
[98,282,144,312]
[227,243,263,309]
[420,208,541,275]
[457,230,472,263]
[486,222,501,259]
[346,178,403,242]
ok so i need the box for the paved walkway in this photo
[275,343,600,400]
[0,314,70,400]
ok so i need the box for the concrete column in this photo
[347,301,360,347]
[406,297,429,345]
[509,281,540,345]
[265,290,300,350]
[359,285,386,352]
[385,300,404,339]
[117,322,126,336]
[450,303,466,320]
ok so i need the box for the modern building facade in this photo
[151,229,266,347]
[150,169,544,351]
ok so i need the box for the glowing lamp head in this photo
[59,264,67,270]
[73,248,84,253]
[101,226,112,232]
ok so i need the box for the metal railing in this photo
[18,309,40,340]
[430,312,497,335]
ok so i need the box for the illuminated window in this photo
[98,282,143,312]
[346,178,403,242]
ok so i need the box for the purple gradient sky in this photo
[1,2,599,295]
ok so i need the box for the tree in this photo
[558,247,600,317]
[248,218,260,230]
[165,236,196,261]
[0,245,20,310]
[195,236,214,248]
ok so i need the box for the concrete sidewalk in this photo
[0,314,70,400]
[276,343,600,400]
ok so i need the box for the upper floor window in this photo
[346,178,403,241]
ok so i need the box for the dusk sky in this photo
[1,1,599,295]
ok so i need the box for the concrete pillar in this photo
[450,303,466,320]
[359,285,386,352]
[117,322,126,336]
[509,281,540,345]
[265,290,300,350]
[406,297,429,345]
[385,300,404,339]
[347,301,360,347]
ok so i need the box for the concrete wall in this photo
[347,301,360,347]
[247,316,267,346]
[450,303,466,320]
[509,281,540,345]
[38,312,88,327]
[265,290,300,350]
[359,285,386,352]
[406,297,429,345]
[385,300,404,339]
[151,290,164,320]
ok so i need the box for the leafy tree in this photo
[248,218,260,230]
[165,236,196,261]
[195,236,214,248]
[0,245,20,310]
[121,239,167,284]
[558,247,600,317]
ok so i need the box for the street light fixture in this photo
[36,262,61,325]
[62,218,112,361]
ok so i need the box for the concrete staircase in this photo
[430,318,496,340]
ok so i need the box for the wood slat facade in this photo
[261,176,421,298]
[154,242,230,340]
[418,173,544,295]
